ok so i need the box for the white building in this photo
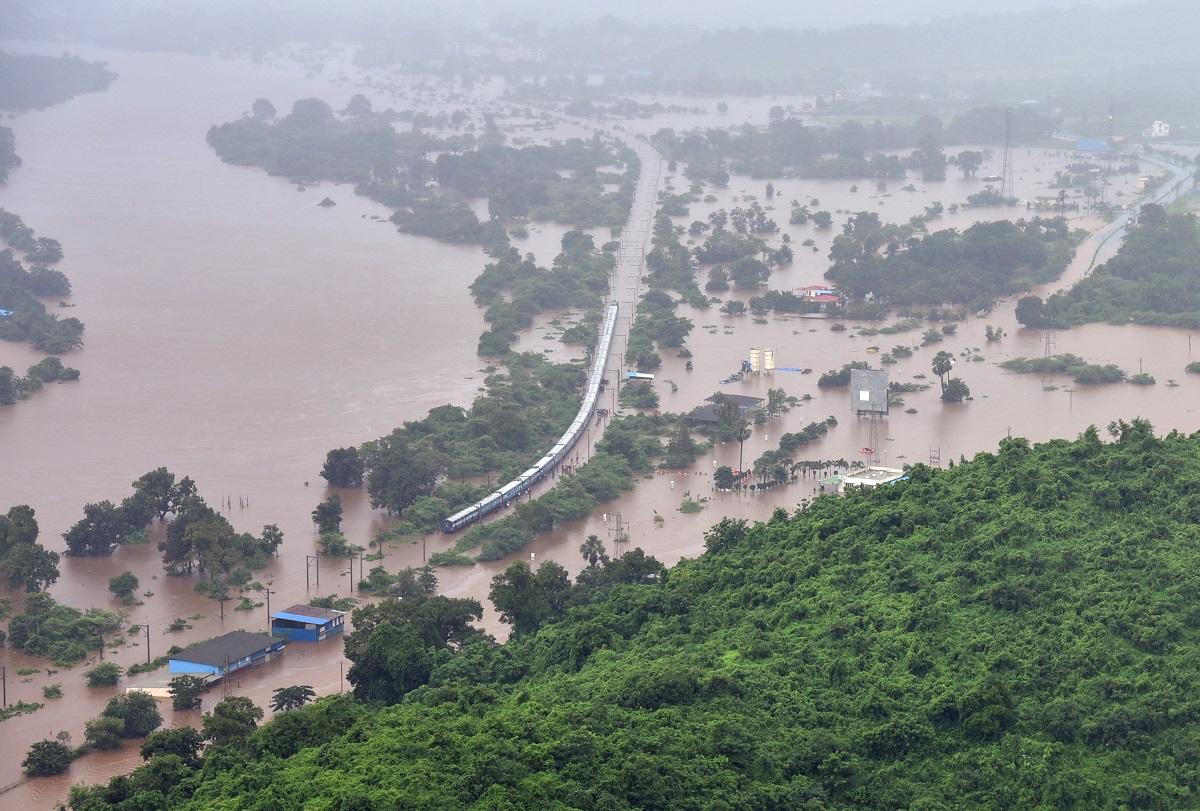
[495,46,546,64]
[839,466,906,492]
[1142,121,1170,139]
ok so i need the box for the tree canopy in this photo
[825,214,1076,309]
[65,419,1200,809]
[1019,207,1200,329]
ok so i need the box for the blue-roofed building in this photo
[270,604,346,642]
[168,630,285,679]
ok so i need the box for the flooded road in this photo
[1,44,1197,807]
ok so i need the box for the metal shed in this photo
[168,630,285,679]
[270,604,346,642]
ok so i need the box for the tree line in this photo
[55,418,1200,808]
[1017,205,1200,330]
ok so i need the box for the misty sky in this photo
[482,0,1134,28]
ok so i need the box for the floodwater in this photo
[0,44,551,804]
[0,44,1197,807]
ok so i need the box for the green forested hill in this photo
[70,420,1200,810]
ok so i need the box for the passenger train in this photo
[441,302,619,534]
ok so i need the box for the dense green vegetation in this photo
[1017,207,1200,329]
[83,692,163,752]
[353,354,584,522]
[649,109,1047,184]
[207,96,446,184]
[751,417,838,483]
[60,468,283,593]
[619,380,659,409]
[625,213,699,370]
[449,415,672,562]
[0,213,84,354]
[817,361,871,388]
[209,98,635,242]
[1000,354,1128,385]
[1,356,81,405]
[826,212,1076,309]
[0,126,18,184]
[0,51,116,112]
[8,592,121,665]
[319,446,364,487]
[63,419,1200,809]
[652,118,924,181]
[0,504,60,592]
[471,230,614,355]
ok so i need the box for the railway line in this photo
[441,144,663,534]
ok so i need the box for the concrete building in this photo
[685,393,765,427]
[797,284,843,311]
[168,630,285,680]
[270,604,346,642]
[839,466,907,492]
[1142,121,1170,139]
[495,45,546,64]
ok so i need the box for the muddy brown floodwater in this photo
[0,44,580,805]
[0,43,1197,808]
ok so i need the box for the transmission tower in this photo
[867,416,883,465]
[1102,99,1115,208]
[1000,108,1015,201]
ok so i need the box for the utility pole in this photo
[261,586,275,630]
[306,554,321,591]
[141,624,151,665]
[2,665,6,707]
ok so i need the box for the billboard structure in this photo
[850,369,889,416]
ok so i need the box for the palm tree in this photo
[579,535,608,568]
[932,351,954,393]
[736,424,753,472]
[270,685,316,713]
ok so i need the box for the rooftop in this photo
[844,466,906,484]
[171,630,283,667]
[706,393,764,407]
[273,604,344,623]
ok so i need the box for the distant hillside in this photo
[647,0,1200,80]
[68,419,1200,809]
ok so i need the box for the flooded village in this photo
[2,3,1200,807]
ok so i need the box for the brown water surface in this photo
[1,45,1197,807]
